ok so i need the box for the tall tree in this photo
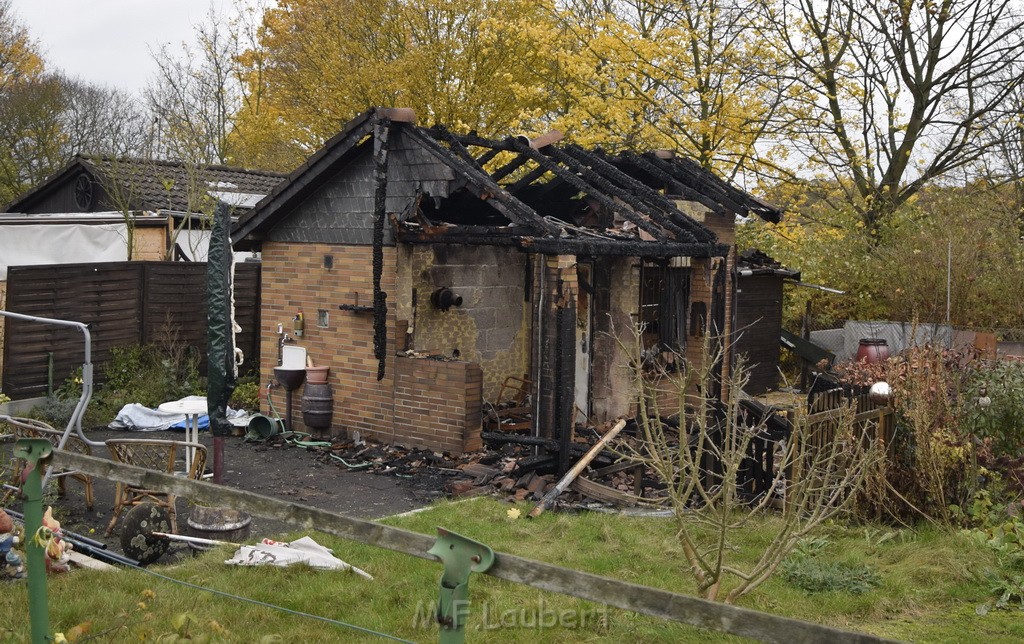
[546,0,791,180]
[761,0,1024,234]
[0,0,43,91]
[231,0,558,170]
[0,74,150,206]
[147,8,242,166]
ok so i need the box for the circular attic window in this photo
[73,174,95,210]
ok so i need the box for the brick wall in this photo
[406,244,531,401]
[260,241,482,454]
[393,356,482,453]
[260,242,400,440]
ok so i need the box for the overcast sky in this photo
[12,0,235,96]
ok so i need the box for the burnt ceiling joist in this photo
[394,222,727,259]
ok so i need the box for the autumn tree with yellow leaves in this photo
[543,0,792,181]
[229,0,560,171]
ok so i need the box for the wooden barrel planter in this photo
[301,366,333,436]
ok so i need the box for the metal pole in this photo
[0,310,100,452]
[15,439,52,643]
[946,239,952,324]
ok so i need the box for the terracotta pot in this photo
[305,366,330,384]
[856,338,890,364]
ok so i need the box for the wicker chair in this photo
[104,439,207,536]
[3,417,95,509]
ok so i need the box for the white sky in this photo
[12,0,235,96]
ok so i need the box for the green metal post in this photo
[15,438,53,644]
[428,527,494,644]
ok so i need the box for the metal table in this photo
[157,397,207,474]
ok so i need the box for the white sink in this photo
[281,345,307,369]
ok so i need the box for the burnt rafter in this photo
[617,151,727,216]
[504,136,669,242]
[556,145,715,244]
[473,148,502,167]
[402,126,560,235]
[432,126,529,181]
[432,127,488,172]
[572,146,718,242]
[489,155,531,182]
[504,164,553,194]
[653,153,746,215]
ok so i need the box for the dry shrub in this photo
[836,345,976,526]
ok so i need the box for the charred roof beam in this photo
[401,126,560,236]
[616,152,728,217]
[505,137,670,242]
[525,238,727,258]
[558,145,715,244]
[504,164,553,194]
[642,153,748,217]
[394,223,727,258]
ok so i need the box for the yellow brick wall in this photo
[260,242,400,440]
[260,242,482,454]
[402,245,531,402]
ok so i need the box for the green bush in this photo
[781,554,882,594]
[229,376,260,413]
[963,359,1024,458]
[50,343,205,428]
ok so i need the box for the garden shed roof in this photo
[232,108,782,258]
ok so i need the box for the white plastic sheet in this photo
[225,537,373,579]
[0,223,129,279]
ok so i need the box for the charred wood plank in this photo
[570,475,656,507]
[482,432,557,450]
[545,145,700,243]
[589,460,639,478]
[563,146,716,244]
[617,152,727,218]
[525,238,728,259]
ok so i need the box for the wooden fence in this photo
[1,261,260,399]
[739,389,893,502]
[806,389,895,453]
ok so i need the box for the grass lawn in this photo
[2,497,1023,642]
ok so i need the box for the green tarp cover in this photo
[207,202,237,437]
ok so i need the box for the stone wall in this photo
[405,244,531,401]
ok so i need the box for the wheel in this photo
[120,503,172,565]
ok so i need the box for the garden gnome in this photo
[41,507,72,573]
[0,508,26,580]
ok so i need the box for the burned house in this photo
[232,108,783,455]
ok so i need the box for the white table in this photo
[158,397,207,475]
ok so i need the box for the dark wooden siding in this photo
[19,172,114,213]
[735,275,784,394]
[2,261,260,399]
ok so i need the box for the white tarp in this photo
[0,223,129,279]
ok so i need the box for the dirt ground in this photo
[1,426,452,559]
